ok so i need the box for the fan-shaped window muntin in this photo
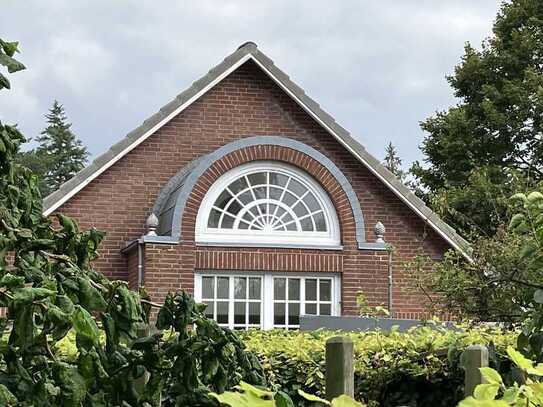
[196,162,340,247]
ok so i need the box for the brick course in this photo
[54,60,449,319]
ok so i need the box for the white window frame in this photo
[195,161,341,249]
[194,271,341,330]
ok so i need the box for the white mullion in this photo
[300,277,306,316]
[228,276,234,329]
[245,277,249,329]
[213,276,218,322]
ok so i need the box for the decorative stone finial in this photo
[374,221,386,243]
[146,213,159,236]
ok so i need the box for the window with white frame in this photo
[194,272,341,330]
[195,162,341,248]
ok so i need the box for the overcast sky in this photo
[0,1,501,169]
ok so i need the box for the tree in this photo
[411,0,543,235]
[32,101,88,196]
[382,142,405,181]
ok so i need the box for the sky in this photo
[0,1,502,169]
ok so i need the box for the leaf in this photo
[0,384,17,405]
[331,394,365,407]
[0,72,9,90]
[535,290,543,304]
[275,391,295,407]
[298,389,331,405]
[458,397,509,407]
[479,368,503,385]
[210,382,275,407]
[473,384,499,400]
[71,305,100,345]
[527,191,543,204]
[507,346,532,370]
[0,53,25,73]
[0,40,19,57]
[509,213,526,230]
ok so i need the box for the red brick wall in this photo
[54,60,450,318]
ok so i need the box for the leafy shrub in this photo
[241,325,517,407]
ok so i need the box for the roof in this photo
[42,41,470,257]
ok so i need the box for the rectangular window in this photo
[195,272,340,330]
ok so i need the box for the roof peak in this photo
[237,41,257,51]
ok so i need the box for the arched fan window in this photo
[195,162,340,247]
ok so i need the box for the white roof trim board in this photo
[43,42,470,256]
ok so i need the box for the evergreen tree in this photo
[31,101,88,196]
[410,0,543,236]
[382,142,405,181]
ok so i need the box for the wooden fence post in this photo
[462,344,489,397]
[326,336,354,400]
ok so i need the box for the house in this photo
[43,42,469,329]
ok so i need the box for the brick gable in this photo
[55,60,450,318]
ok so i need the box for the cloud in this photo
[0,0,500,166]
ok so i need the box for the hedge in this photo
[240,325,517,407]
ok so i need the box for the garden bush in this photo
[240,325,517,407]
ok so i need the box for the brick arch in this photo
[163,136,368,248]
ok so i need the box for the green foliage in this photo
[411,0,543,236]
[382,142,405,182]
[17,100,88,196]
[0,37,264,406]
[411,226,535,322]
[459,346,543,406]
[210,382,364,407]
[240,326,516,407]
[0,38,25,91]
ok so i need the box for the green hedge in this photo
[240,325,517,407]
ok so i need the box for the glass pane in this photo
[314,212,327,232]
[288,279,300,301]
[286,222,297,231]
[320,280,332,301]
[217,277,229,299]
[226,200,243,216]
[303,193,320,212]
[306,279,317,301]
[305,303,317,315]
[320,304,331,316]
[234,302,246,325]
[288,178,307,197]
[248,172,267,186]
[217,301,229,324]
[234,277,246,299]
[300,217,313,231]
[203,301,214,318]
[221,214,235,229]
[238,191,253,205]
[281,192,296,207]
[207,209,221,228]
[254,187,267,200]
[274,278,286,300]
[228,177,248,194]
[293,202,309,218]
[214,190,232,209]
[269,172,288,187]
[249,278,261,299]
[202,277,214,299]
[269,186,282,200]
[288,303,300,326]
[249,302,260,324]
[274,303,285,325]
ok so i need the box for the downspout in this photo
[137,238,144,288]
[374,221,393,317]
[139,213,159,288]
[387,246,393,317]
